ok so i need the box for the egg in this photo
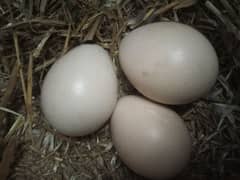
[41,44,118,136]
[119,22,219,104]
[111,95,191,179]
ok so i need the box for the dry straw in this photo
[0,0,239,179]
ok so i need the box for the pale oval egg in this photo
[111,95,191,179]
[119,22,219,104]
[41,44,118,136]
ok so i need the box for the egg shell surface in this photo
[119,22,219,104]
[41,44,118,136]
[111,95,191,179]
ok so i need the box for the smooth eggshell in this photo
[41,44,118,136]
[111,95,191,179]
[119,22,219,104]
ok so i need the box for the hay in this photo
[0,0,240,179]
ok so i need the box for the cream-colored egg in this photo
[111,95,191,179]
[41,44,118,136]
[119,22,219,104]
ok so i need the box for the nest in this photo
[0,0,240,179]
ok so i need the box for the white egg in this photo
[111,95,191,179]
[41,44,118,136]
[119,22,219,104]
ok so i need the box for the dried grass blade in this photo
[27,54,33,123]
[84,15,102,41]
[13,32,28,108]
[174,0,198,9]
[62,24,72,55]
[33,30,52,58]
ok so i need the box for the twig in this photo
[130,0,181,28]
[219,0,238,22]
[27,54,33,123]
[40,0,48,15]
[13,32,28,109]
[33,30,53,58]
[4,115,24,141]
[174,0,198,10]
[0,61,18,134]
[84,15,102,41]
[73,15,89,35]
[0,63,18,107]
[1,19,66,31]
[34,58,56,73]
[62,24,72,55]
[205,1,240,40]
